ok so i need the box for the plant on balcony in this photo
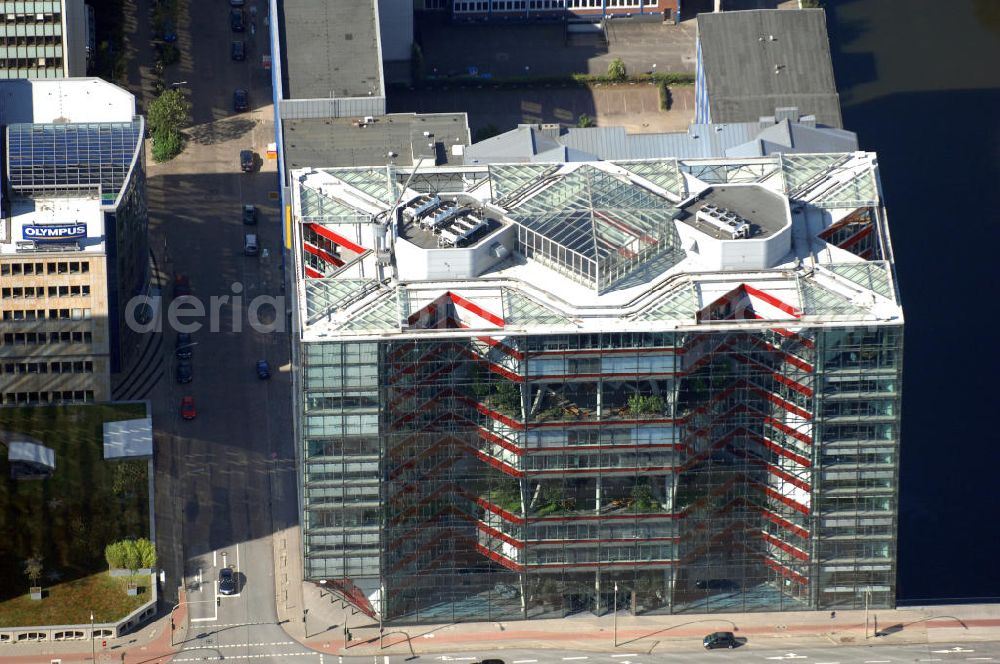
[630,483,659,512]
[487,484,523,515]
[536,406,565,422]
[627,394,665,416]
[491,382,521,418]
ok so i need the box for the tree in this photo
[23,553,43,587]
[136,538,157,569]
[147,88,191,135]
[576,113,595,128]
[152,127,184,163]
[607,57,627,81]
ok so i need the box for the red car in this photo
[180,396,197,420]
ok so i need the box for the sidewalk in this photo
[277,559,1000,658]
[0,598,185,664]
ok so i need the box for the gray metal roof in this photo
[279,0,382,100]
[283,113,470,169]
[464,117,856,165]
[697,9,843,128]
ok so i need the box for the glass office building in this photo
[292,153,903,623]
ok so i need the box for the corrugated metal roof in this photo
[697,9,843,128]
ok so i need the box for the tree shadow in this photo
[186,119,257,146]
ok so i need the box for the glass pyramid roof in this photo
[614,159,686,198]
[781,153,848,193]
[502,289,573,326]
[634,284,698,322]
[324,167,395,204]
[507,165,675,263]
[338,292,400,332]
[798,279,871,317]
[825,262,893,300]
[305,279,382,325]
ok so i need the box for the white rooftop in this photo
[0,78,136,125]
[7,441,55,470]
[1,195,105,255]
[291,152,902,341]
[103,418,153,459]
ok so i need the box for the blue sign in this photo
[22,223,87,242]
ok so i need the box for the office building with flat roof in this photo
[695,9,843,128]
[0,0,89,79]
[288,150,902,622]
[0,78,147,405]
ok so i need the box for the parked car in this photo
[180,396,197,420]
[703,632,739,649]
[242,204,257,224]
[256,359,270,379]
[176,359,193,384]
[240,149,254,172]
[176,332,194,359]
[231,40,245,61]
[233,88,249,112]
[244,233,259,256]
[230,8,245,31]
[218,567,237,595]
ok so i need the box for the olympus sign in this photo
[22,223,88,242]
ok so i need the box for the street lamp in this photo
[864,586,872,640]
[90,612,96,662]
[613,582,618,647]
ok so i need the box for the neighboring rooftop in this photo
[0,78,136,124]
[279,0,382,100]
[697,9,843,128]
[464,113,857,165]
[1,195,104,255]
[283,113,470,169]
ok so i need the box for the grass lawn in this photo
[0,571,152,627]
[0,403,150,621]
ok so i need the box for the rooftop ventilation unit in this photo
[697,203,752,240]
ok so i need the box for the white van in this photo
[244,233,259,256]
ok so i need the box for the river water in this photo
[825,0,1000,603]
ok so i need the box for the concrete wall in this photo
[279,96,386,120]
[377,0,413,63]
[61,0,89,77]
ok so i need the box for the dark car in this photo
[175,332,194,359]
[230,8,245,31]
[233,88,249,112]
[231,40,245,61]
[218,567,237,595]
[256,359,270,379]
[703,632,738,649]
[240,149,254,172]
[242,204,257,224]
[176,359,193,384]
[158,20,177,42]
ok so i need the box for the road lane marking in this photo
[563,658,588,661]
[183,642,295,650]
[864,660,891,663]
[967,659,993,661]
[611,656,638,659]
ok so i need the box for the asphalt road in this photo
[143,0,299,661]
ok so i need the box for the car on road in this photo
[218,567,237,595]
[242,204,257,224]
[176,359,193,384]
[173,274,192,297]
[230,8,245,31]
[231,39,245,61]
[240,149,254,172]
[176,332,194,359]
[244,233,259,256]
[703,631,739,649]
[233,88,249,112]
[476,660,505,664]
[256,359,270,379]
[180,396,197,420]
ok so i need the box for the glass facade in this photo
[300,323,902,622]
